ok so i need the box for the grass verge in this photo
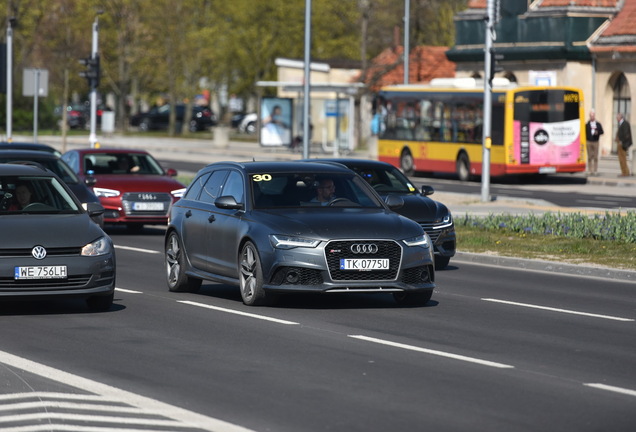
[456,224,636,271]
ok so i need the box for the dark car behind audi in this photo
[309,158,456,269]
[0,164,115,311]
[0,142,61,157]
[166,161,435,306]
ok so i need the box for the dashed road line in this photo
[482,298,634,322]
[178,300,299,325]
[349,335,515,369]
[115,287,143,294]
[114,245,160,254]
[584,383,636,398]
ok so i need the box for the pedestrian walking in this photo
[615,113,633,176]
[585,110,604,175]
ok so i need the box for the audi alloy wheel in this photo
[165,231,201,293]
[239,242,272,306]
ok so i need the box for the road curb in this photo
[453,252,636,282]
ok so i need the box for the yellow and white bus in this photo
[374,81,587,180]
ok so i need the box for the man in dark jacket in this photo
[615,113,633,176]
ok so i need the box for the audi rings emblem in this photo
[32,245,47,260]
[350,244,378,254]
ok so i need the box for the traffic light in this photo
[489,49,504,82]
[79,55,100,89]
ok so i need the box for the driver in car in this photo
[311,178,336,205]
[9,182,33,210]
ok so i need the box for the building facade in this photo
[447,0,635,156]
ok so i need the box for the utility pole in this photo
[89,13,101,148]
[404,0,410,84]
[302,0,311,159]
[481,0,496,202]
[79,13,102,148]
[5,18,16,142]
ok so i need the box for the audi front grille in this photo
[324,240,402,281]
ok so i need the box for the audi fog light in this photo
[81,237,111,256]
[403,234,429,248]
[270,235,320,250]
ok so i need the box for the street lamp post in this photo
[404,0,410,84]
[88,13,101,148]
[481,0,496,202]
[5,18,16,142]
[302,0,311,159]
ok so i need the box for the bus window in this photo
[418,100,434,140]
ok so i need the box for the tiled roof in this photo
[590,0,636,52]
[361,46,456,91]
[467,0,618,9]
[537,0,618,6]
[599,0,636,36]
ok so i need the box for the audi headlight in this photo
[93,187,120,198]
[403,234,430,248]
[435,214,453,229]
[171,188,187,198]
[270,235,320,250]
[81,237,111,256]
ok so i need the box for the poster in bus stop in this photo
[260,97,293,147]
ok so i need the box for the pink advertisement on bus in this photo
[513,119,581,165]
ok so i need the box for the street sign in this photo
[22,68,49,96]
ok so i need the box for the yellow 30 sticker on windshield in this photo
[407,183,416,192]
[252,174,272,182]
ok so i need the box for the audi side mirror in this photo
[384,194,404,210]
[421,185,434,196]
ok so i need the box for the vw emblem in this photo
[350,244,378,254]
[32,246,47,260]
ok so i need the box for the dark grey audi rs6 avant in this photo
[165,161,436,306]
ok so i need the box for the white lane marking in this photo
[178,301,299,325]
[114,245,160,254]
[0,412,193,428]
[0,350,255,432]
[482,298,635,322]
[0,426,172,432]
[349,335,515,369]
[584,383,636,398]
[115,287,143,294]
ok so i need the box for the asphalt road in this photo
[1,228,635,431]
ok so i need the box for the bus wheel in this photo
[456,153,471,182]
[400,149,415,176]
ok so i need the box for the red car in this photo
[61,148,186,230]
